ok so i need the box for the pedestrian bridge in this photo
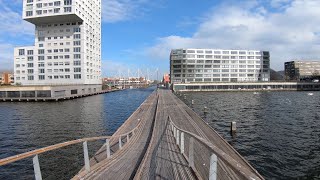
[0,89,264,180]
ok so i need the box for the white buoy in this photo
[204,106,208,113]
[192,100,194,105]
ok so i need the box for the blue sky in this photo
[1,0,320,79]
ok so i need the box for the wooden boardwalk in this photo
[74,89,264,180]
[0,88,263,180]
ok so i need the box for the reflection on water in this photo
[0,87,155,180]
[179,91,320,180]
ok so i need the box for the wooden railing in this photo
[168,116,263,180]
[0,118,143,180]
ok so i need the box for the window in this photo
[65,75,70,79]
[64,7,72,12]
[26,11,33,16]
[38,56,45,61]
[73,27,81,32]
[54,1,60,6]
[74,47,81,52]
[54,8,60,13]
[39,69,45,73]
[38,49,45,54]
[27,50,33,55]
[27,63,33,67]
[28,76,34,80]
[27,56,33,61]
[74,74,81,79]
[73,34,81,39]
[27,69,34,74]
[64,0,72,5]
[38,63,45,67]
[73,61,81,66]
[74,54,81,59]
[39,75,45,80]
[36,3,42,8]
[38,37,45,42]
[18,49,25,56]
[74,67,81,72]
[73,41,81,46]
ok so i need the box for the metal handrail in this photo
[169,116,262,180]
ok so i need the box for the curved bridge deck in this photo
[73,89,264,180]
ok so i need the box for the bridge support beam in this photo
[83,141,90,172]
[209,154,218,180]
[33,155,42,180]
[106,139,111,159]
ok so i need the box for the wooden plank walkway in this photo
[74,89,263,180]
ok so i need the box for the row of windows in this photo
[171,55,264,60]
[174,74,257,78]
[16,61,81,68]
[172,60,261,64]
[36,22,82,29]
[173,69,259,73]
[16,74,79,81]
[173,50,264,55]
[173,65,262,69]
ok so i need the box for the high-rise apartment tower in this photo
[14,0,102,86]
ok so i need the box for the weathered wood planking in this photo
[74,89,263,180]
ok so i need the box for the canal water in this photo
[0,86,155,180]
[178,91,320,180]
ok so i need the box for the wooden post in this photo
[33,155,42,180]
[127,134,130,142]
[231,122,236,133]
[209,154,218,180]
[83,141,90,172]
[189,137,194,168]
[106,139,111,159]
[173,127,176,138]
[180,132,185,154]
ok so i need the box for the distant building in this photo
[14,0,102,86]
[0,73,14,85]
[170,49,270,83]
[285,61,320,81]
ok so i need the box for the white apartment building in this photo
[170,49,270,83]
[14,0,102,86]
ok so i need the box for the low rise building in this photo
[285,61,320,81]
[0,72,14,85]
[170,49,270,83]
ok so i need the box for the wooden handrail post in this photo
[106,139,111,159]
[83,141,90,172]
[181,132,185,154]
[189,137,194,168]
[173,127,176,138]
[119,137,122,149]
[33,155,42,180]
[176,130,180,146]
[209,154,218,180]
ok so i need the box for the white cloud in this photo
[0,0,34,36]
[145,0,320,70]
[0,0,34,70]
[102,0,149,23]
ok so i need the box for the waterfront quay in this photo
[172,81,320,92]
[0,89,264,179]
[0,85,120,102]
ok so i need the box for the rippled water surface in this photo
[0,87,155,180]
[178,91,320,180]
